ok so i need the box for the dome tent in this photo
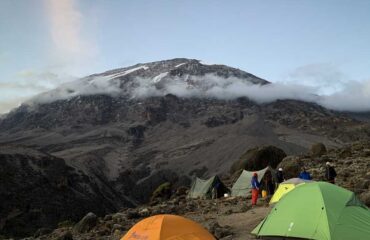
[231,166,275,197]
[269,178,314,204]
[187,175,229,199]
[121,214,215,240]
[252,182,370,240]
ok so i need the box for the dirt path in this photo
[185,204,272,240]
[217,206,271,239]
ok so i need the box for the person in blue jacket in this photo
[299,167,312,180]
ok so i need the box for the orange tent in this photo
[121,214,216,240]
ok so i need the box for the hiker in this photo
[299,167,312,180]
[264,172,275,195]
[251,172,260,206]
[276,168,285,185]
[325,162,337,184]
[212,182,220,199]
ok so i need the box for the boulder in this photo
[139,208,150,217]
[311,143,327,157]
[112,213,125,223]
[73,212,97,233]
[277,156,304,179]
[230,146,286,173]
[208,221,233,239]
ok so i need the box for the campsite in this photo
[27,142,370,240]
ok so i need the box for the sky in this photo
[1,0,370,113]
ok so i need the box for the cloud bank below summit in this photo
[25,72,370,112]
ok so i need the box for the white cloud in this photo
[130,74,319,104]
[0,69,78,113]
[318,79,370,112]
[28,76,121,105]
[284,63,350,95]
[0,96,29,114]
[131,74,315,102]
[45,0,97,64]
[3,62,370,113]
[24,72,370,112]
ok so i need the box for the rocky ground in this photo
[16,197,269,240]
[7,142,369,240]
[278,141,370,201]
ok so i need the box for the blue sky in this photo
[1,0,370,113]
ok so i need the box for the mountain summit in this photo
[31,58,269,105]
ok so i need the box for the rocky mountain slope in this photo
[20,142,370,240]
[0,58,369,237]
[0,145,136,238]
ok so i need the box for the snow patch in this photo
[152,72,168,83]
[175,63,186,68]
[106,66,149,79]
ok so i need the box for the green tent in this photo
[252,182,370,240]
[231,166,273,197]
[187,175,229,199]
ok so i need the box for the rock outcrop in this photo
[311,143,327,157]
[277,156,305,179]
[230,146,287,173]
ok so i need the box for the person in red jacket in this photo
[251,172,260,206]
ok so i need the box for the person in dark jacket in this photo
[299,167,312,180]
[276,168,285,184]
[251,172,260,206]
[325,162,337,184]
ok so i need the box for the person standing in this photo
[299,167,312,180]
[276,168,285,185]
[212,182,220,199]
[325,162,337,184]
[265,173,275,195]
[251,172,260,206]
